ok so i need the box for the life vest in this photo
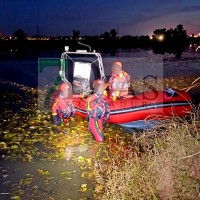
[109,70,130,97]
[86,93,110,120]
[52,95,75,119]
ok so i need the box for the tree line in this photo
[0,24,199,58]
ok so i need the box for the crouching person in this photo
[86,80,110,142]
[52,82,75,125]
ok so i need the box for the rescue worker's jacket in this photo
[109,70,130,98]
[52,95,75,119]
[86,93,110,121]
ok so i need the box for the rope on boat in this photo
[191,76,200,85]
[180,76,200,92]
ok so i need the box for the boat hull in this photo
[72,90,192,126]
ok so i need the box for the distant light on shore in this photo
[158,35,164,41]
[190,33,200,38]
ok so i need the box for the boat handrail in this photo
[78,41,92,52]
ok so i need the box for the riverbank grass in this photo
[94,111,200,200]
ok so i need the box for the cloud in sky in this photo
[0,0,199,36]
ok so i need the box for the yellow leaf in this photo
[11,196,21,200]
[85,158,92,166]
[81,183,87,192]
[77,156,85,163]
[60,171,71,176]
[0,142,7,149]
[81,172,85,178]
[81,183,87,187]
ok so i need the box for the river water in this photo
[0,48,200,87]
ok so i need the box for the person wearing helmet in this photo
[51,82,75,125]
[108,61,130,101]
[86,79,110,142]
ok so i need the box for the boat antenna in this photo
[78,41,92,52]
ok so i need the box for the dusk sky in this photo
[0,0,200,37]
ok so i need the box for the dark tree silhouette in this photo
[176,24,186,34]
[166,28,174,39]
[174,24,187,40]
[110,29,117,38]
[103,31,110,40]
[172,24,188,58]
[152,24,188,58]
[0,25,194,57]
[72,30,80,40]
[13,29,27,40]
[153,28,166,41]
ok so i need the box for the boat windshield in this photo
[63,55,101,95]
[73,62,91,80]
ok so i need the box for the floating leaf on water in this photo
[11,196,21,200]
[25,173,34,177]
[10,145,19,150]
[24,139,37,144]
[81,183,87,192]
[42,120,49,125]
[3,131,9,134]
[19,177,33,186]
[22,154,33,162]
[35,110,41,114]
[77,156,85,163]
[81,172,85,178]
[71,130,76,134]
[60,171,71,177]
[81,184,87,187]
[0,142,7,149]
[38,169,50,176]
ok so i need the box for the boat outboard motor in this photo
[72,76,91,95]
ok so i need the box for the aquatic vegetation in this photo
[0,80,131,199]
[0,77,199,199]
[131,75,200,93]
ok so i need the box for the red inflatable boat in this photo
[72,90,192,128]
[44,48,192,129]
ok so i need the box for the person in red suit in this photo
[86,79,110,142]
[108,61,130,100]
[52,82,75,125]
